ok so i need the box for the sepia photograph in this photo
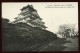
[2,2,78,51]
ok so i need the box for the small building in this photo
[13,4,47,29]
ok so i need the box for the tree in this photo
[57,24,78,38]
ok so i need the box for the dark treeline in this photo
[2,18,58,51]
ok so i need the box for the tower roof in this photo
[20,4,36,11]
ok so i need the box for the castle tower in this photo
[13,4,47,29]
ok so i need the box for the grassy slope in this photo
[2,20,58,51]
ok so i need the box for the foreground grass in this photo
[38,37,78,51]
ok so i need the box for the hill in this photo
[2,18,58,51]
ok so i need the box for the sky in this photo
[2,2,78,33]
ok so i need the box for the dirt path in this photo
[37,37,78,51]
[62,38,78,51]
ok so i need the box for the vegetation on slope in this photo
[2,18,58,51]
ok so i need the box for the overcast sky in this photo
[2,2,78,33]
